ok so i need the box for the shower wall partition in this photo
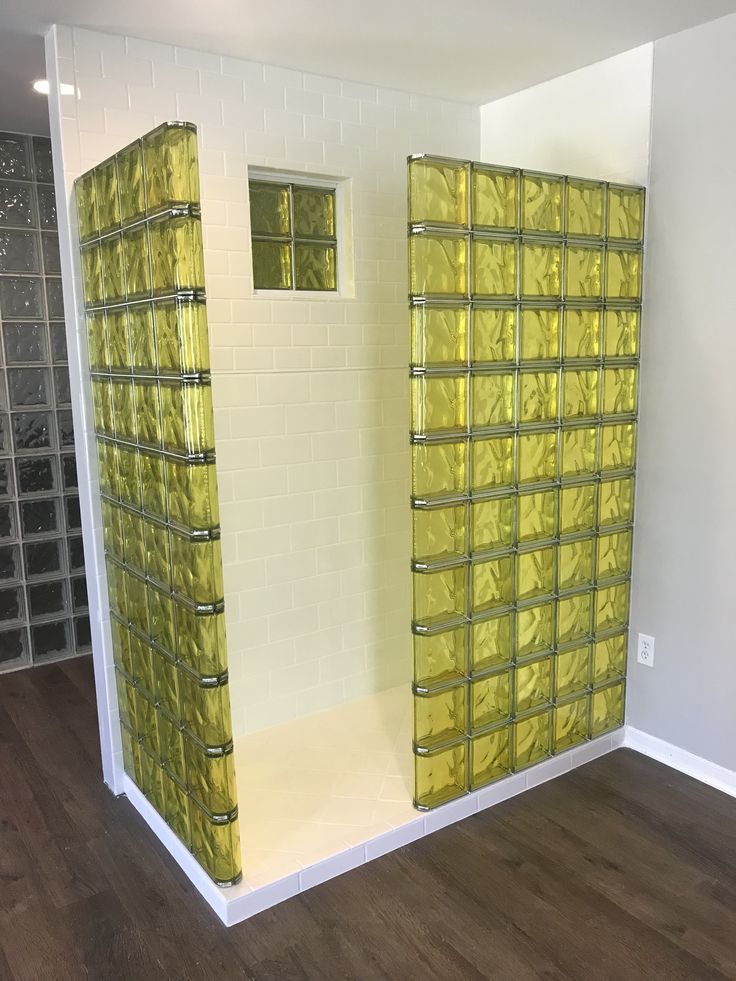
[408,156,643,808]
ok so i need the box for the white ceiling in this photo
[2,0,736,135]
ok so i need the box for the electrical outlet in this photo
[637,633,655,667]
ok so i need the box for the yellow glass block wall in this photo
[74,122,241,884]
[408,155,643,808]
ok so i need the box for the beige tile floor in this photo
[235,684,417,888]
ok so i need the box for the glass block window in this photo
[249,179,338,291]
[0,130,90,672]
[408,155,643,809]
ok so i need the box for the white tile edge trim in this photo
[123,729,624,926]
[623,726,736,799]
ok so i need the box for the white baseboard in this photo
[623,726,736,799]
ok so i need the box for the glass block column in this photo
[0,131,89,671]
[408,155,643,808]
[74,122,241,885]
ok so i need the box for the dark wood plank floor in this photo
[2,659,735,981]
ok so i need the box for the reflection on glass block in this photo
[31,619,71,660]
[0,276,45,319]
[0,229,40,273]
[562,369,598,419]
[28,578,67,618]
[95,158,120,234]
[0,180,34,226]
[9,367,50,407]
[20,498,58,536]
[32,137,53,183]
[0,134,30,179]
[13,411,52,452]
[24,538,63,578]
[514,655,552,713]
[0,626,28,664]
[37,184,57,229]
[3,322,47,363]
[560,427,597,478]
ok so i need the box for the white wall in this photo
[480,44,653,184]
[627,14,736,770]
[48,25,479,739]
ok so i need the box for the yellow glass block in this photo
[120,721,137,778]
[412,440,467,501]
[123,225,151,300]
[414,685,467,749]
[185,739,237,816]
[414,743,467,808]
[519,308,560,362]
[558,537,594,591]
[564,308,601,360]
[156,707,185,782]
[162,769,191,845]
[409,158,468,226]
[410,232,468,296]
[597,530,633,581]
[600,423,636,472]
[471,613,512,674]
[96,440,119,499]
[293,186,335,238]
[75,170,98,242]
[128,304,155,372]
[598,476,634,528]
[517,431,557,485]
[177,607,227,678]
[470,725,510,789]
[602,367,637,416]
[471,435,513,492]
[471,670,510,730]
[170,533,224,605]
[179,674,232,749]
[294,243,337,291]
[411,375,467,435]
[150,214,205,294]
[566,179,604,238]
[593,632,627,685]
[130,630,154,694]
[166,460,220,530]
[100,233,125,304]
[516,601,554,659]
[95,158,120,234]
[565,245,602,299]
[605,247,642,300]
[591,681,625,736]
[556,645,591,698]
[139,451,167,519]
[160,381,215,455]
[562,369,598,419]
[143,124,200,212]
[91,378,114,435]
[471,372,514,429]
[472,555,513,613]
[86,311,108,371]
[117,141,146,224]
[518,371,558,424]
[595,582,630,633]
[116,447,141,510]
[110,617,132,675]
[190,805,241,885]
[555,695,590,752]
[252,240,291,290]
[472,238,516,297]
[560,427,597,478]
[153,648,180,720]
[144,520,171,587]
[134,380,161,448]
[513,709,551,769]
[471,497,514,553]
[515,655,552,713]
[557,591,593,645]
[414,626,467,688]
[471,307,515,364]
[125,572,149,636]
[106,558,125,619]
[112,379,136,442]
[80,243,103,308]
[413,566,466,627]
[411,304,468,367]
[106,309,130,372]
[521,174,562,233]
[607,185,644,241]
[148,586,176,656]
[604,309,639,359]
[249,181,290,236]
[121,509,145,574]
[412,504,467,564]
[517,489,556,544]
[472,166,517,230]
[516,546,555,601]
[521,243,561,298]
[101,499,124,561]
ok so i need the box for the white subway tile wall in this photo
[53,25,480,737]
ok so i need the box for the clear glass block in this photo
[0,229,41,273]
[32,137,53,183]
[37,184,57,229]
[3,323,47,363]
[0,180,34,227]
[0,276,45,319]
[0,134,30,179]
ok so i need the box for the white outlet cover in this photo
[637,632,655,667]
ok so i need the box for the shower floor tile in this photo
[235,683,417,889]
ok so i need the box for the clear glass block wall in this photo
[408,156,643,808]
[0,131,89,672]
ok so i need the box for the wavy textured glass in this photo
[409,155,642,808]
[75,123,240,885]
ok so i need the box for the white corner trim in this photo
[623,726,736,799]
